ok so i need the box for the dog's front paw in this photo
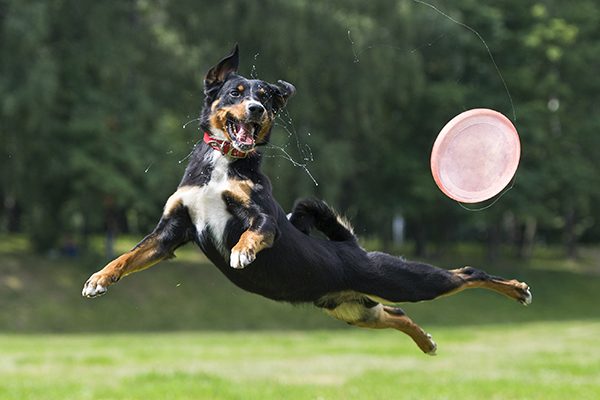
[230,247,256,269]
[82,272,117,298]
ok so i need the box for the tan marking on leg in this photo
[464,279,531,303]
[380,306,437,354]
[224,180,254,207]
[82,234,167,297]
[86,186,195,293]
[106,236,166,279]
[445,267,531,304]
[233,229,275,255]
[323,299,437,355]
[229,229,275,269]
[346,304,436,354]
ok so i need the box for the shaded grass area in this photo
[1,234,599,332]
[1,322,599,399]
[2,235,599,398]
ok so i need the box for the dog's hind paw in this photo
[518,284,533,306]
[424,333,437,356]
[230,248,256,269]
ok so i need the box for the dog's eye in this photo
[229,90,241,98]
[257,91,268,101]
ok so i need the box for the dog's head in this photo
[201,44,295,154]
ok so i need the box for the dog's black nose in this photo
[248,103,265,116]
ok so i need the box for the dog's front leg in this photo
[223,191,279,269]
[230,213,278,269]
[82,202,193,298]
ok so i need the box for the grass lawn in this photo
[2,236,599,398]
[1,321,599,400]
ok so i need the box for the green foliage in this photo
[1,0,599,254]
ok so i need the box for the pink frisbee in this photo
[430,108,520,203]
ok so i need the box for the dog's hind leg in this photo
[288,198,356,241]
[358,252,532,305]
[377,305,437,355]
[317,293,437,354]
[82,200,194,298]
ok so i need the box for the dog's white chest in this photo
[166,154,232,253]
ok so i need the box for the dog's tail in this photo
[289,198,356,242]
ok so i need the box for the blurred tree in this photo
[510,1,600,258]
[1,0,599,257]
[1,0,191,251]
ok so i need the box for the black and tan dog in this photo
[82,45,531,354]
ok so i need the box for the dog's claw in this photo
[230,248,256,269]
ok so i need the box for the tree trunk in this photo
[104,196,118,259]
[486,221,501,263]
[516,217,537,260]
[414,223,427,257]
[3,195,22,232]
[564,207,577,259]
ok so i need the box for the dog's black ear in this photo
[271,80,296,111]
[204,44,240,91]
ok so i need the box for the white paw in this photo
[81,273,112,298]
[520,285,533,306]
[230,248,256,269]
[425,333,437,356]
[82,281,107,298]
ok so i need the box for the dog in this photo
[82,45,532,354]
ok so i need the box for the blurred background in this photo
[1,0,599,329]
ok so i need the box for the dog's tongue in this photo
[235,123,255,146]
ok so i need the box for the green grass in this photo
[1,236,599,398]
[1,322,599,399]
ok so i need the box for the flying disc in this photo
[430,108,520,203]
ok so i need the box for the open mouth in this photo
[226,117,260,152]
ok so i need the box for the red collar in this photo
[203,132,252,158]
